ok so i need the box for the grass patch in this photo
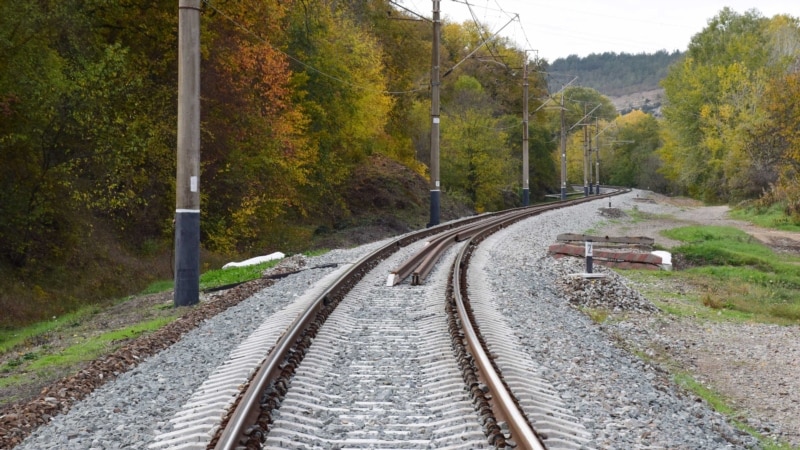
[140,259,283,295]
[0,316,177,388]
[139,280,174,295]
[626,205,674,223]
[673,372,734,414]
[731,202,800,232]
[198,261,278,290]
[584,221,610,236]
[583,308,609,324]
[0,307,100,354]
[303,248,330,258]
[631,226,800,324]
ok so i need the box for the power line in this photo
[387,0,430,21]
[463,0,504,64]
[488,0,535,53]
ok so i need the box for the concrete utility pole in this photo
[428,0,441,227]
[583,105,589,197]
[594,117,600,194]
[174,0,201,307]
[522,54,530,206]
[560,93,567,200]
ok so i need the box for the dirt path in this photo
[604,193,800,254]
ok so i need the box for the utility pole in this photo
[560,93,567,200]
[522,53,530,206]
[174,0,201,307]
[594,117,600,194]
[428,0,441,227]
[583,105,589,197]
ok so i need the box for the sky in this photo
[396,0,800,62]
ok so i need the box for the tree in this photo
[659,8,799,203]
[441,76,514,212]
[0,1,74,267]
[603,111,665,190]
[284,0,395,227]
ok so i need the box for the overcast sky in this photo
[397,0,800,62]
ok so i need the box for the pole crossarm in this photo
[532,76,578,114]
[443,14,517,77]
[569,103,602,131]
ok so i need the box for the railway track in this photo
[12,188,758,449]
[147,191,622,450]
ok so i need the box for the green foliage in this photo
[562,86,618,123]
[660,8,800,204]
[555,86,623,189]
[603,111,667,190]
[441,76,516,212]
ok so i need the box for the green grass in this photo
[140,259,283,295]
[639,225,800,323]
[0,316,176,388]
[731,202,800,232]
[3,252,321,356]
[0,306,101,354]
[673,372,734,414]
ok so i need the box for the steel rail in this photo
[214,187,628,449]
[452,229,546,449]
[395,187,629,286]
[410,233,458,285]
[397,208,538,286]
[389,229,460,286]
[449,188,627,448]
[212,208,503,449]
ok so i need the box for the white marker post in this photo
[585,240,593,274]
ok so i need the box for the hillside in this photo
[547,51,683,115]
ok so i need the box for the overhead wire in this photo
[203,0,428,95]
[388,0,430,22]
[463,0,505,66]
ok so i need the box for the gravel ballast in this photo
[472,193,757,448]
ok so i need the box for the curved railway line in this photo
[9,188,763,450]
[145,190,622,450]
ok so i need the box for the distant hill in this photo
[546,50,684,115]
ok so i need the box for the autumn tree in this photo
[660,8,800,203]
[283,0,395,227]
